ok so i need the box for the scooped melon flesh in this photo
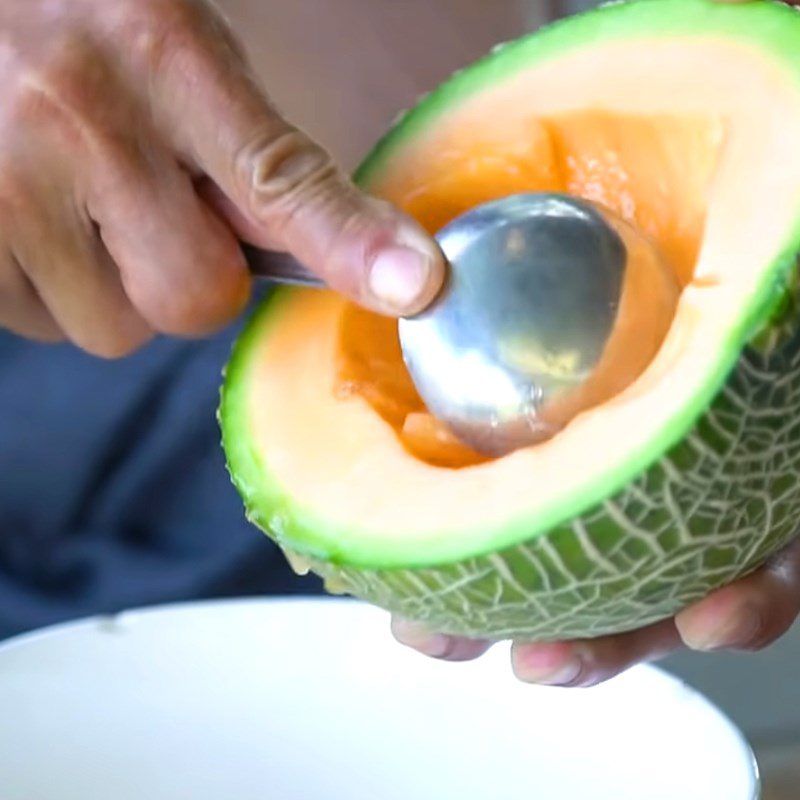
[221,0,800,640]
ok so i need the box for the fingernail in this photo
[414,634,455,658]
[682,606,762,652]
[514,646,583,686]
[391,618,454,658]
[368,245,433,312]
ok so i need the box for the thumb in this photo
[197,144,445,316]
[151,20,444,315]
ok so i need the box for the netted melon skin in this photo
[295,319,800,641]
[218,0,800,644]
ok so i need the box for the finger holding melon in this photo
[220,0,800,684]
[392,535,800,686]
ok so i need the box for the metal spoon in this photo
[243,192,663,456]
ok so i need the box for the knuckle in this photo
[242,130,339,233]
[743,613,797,651]
[3,34,118,152]
[740,633,778,653]
[128,0,239,76]
[86,138,166,212]
[132,0,207,31]
[11,35,97,117]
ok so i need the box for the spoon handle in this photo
[241,243,326,288]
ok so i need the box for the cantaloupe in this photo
[220,0,800,640]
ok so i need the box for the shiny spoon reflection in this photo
[243,192,678,456]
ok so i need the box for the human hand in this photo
[0,0,444,356]
[391,536,800,687]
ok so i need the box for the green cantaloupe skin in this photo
[220,0,800,640]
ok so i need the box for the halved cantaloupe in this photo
[221,0,800,640]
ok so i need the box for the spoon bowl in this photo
[244,192,677,456]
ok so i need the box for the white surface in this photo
[0,598,759,800]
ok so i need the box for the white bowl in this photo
[0,598,759,799]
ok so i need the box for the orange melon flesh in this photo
[244,38,800,565]
[339,200,681,467]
